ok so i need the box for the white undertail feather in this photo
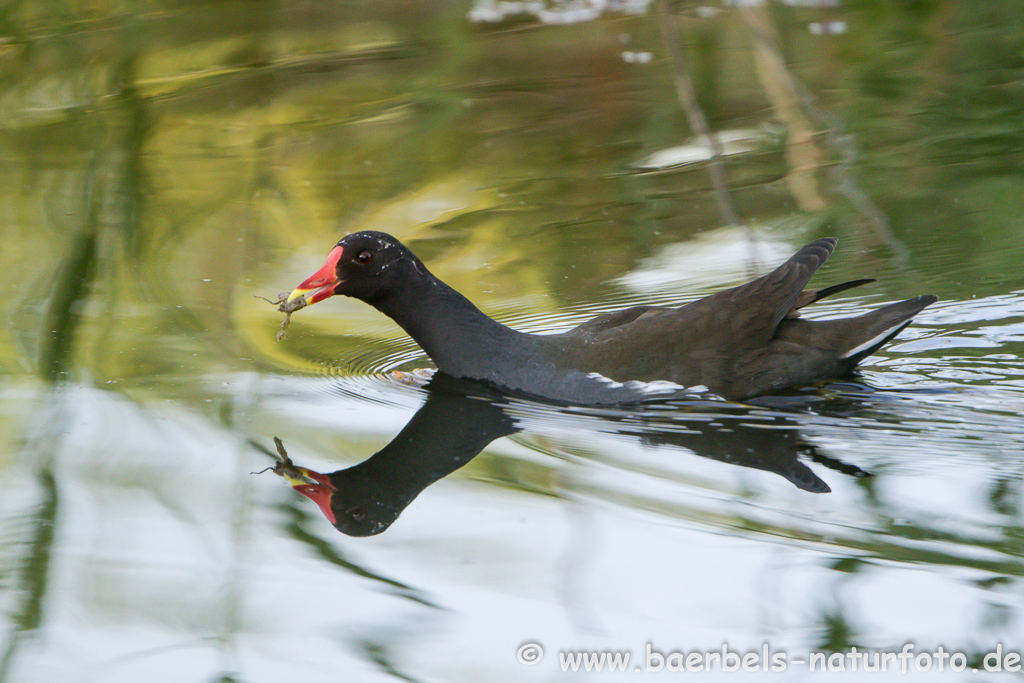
[838,322,908,360]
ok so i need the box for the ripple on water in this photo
[277,338,435,409]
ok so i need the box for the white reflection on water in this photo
[615,227,798,293]
[635,129,765,170]
[469,0,652,25]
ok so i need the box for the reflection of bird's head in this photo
[332,496,401,537]
[285,468,338,525]
[292,466,406,537]
[277,374,518,536]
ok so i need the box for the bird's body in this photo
[283,231,936,403]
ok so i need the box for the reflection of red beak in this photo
[289,468,337,525]
[286,246,344,306]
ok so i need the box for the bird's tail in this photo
[837,294,938,369]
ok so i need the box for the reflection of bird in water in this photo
[277,231,936,404]
[257,375,870,537]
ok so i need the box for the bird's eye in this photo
[356,251,372,264]
[347,506,366,521]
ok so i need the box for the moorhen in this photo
[280,231,936,403]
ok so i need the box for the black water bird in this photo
[281,232,935,403]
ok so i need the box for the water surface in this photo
[2,1,1024,680]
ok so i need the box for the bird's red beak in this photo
[287,468,337,525]
[286,246,344,306]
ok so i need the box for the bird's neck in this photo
[372,275,528,380]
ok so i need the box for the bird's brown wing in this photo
[566,305,672,336]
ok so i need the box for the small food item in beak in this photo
[253,437,338,525]
[252,436,306,481]
[256,292,308,341]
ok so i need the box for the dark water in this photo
[3,1,1024,680]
